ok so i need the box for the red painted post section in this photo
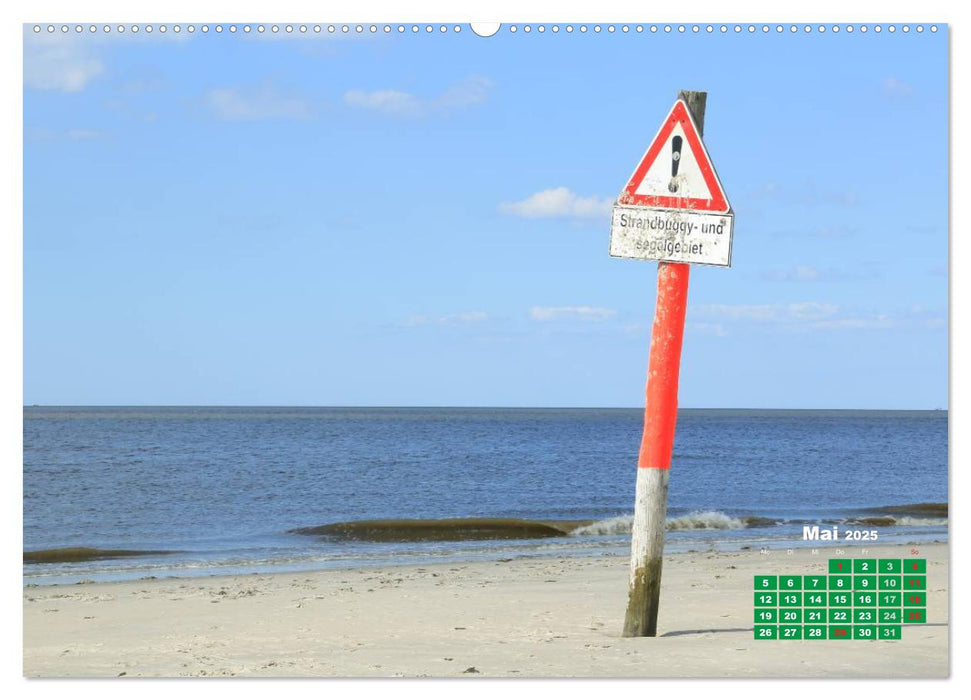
[622,259,690,637]
[638,261,690,470]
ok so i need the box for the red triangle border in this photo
[618,100,729,213]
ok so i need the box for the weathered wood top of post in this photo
[676,90,707,137]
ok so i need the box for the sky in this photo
[22,23,949,408]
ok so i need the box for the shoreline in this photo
[23,543,949,678]
[23,532,949,587]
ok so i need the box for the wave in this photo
[292,512,768,543]
[847,516,948,527]
[868,502,947,518]
[896,516,948,526]
[568,509,948,537]
[571,511,771,536]
[289,518,594,542]
[290,507,948,544]
[24,547,180,564]
[570,515,633,536]
[669,511,748,531]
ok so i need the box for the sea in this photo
[23,407,948,586]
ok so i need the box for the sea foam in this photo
[571,510,749,536]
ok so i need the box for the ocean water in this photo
[23,407,948,585]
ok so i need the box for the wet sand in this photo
[23,543,948,678]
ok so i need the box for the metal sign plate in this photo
[609,204,734,267]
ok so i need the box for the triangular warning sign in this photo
[618,99,730,213]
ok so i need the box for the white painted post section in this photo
[629,467,670,588]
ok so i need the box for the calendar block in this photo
[803,575,827,591]
[804,592,825,607]
[829,591,852,607]
[904,575,926,590]
[880,592,901,607]
[904,592,925,607]
[828,608,851,624]
[828,625,851,640]
[752,558,925,641]
[879,559,902,574]
[755,575,777,590]
[828,559,851,574]
[879,608,901,624]
[853,559,876,574]
[904,609,926,624]
[754,625,777,640]
[755,608,777,623]
[829,575,852,591]
[879,575,901,590]
[904,559,926,574]
[879,625,902,640]
[754,591,777,607]
[804,608,826,624]
[804,624,827,639]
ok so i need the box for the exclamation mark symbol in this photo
[668,136,683,193]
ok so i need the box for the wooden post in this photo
[622,90,706,638]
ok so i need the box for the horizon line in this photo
[22,404,949,411]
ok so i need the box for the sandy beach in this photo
[23,543,948,678]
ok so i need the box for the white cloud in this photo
[24,34,103,92]
[762,265,821,282]
[688,322,728,337]
[499,187,612,220]
[343,76,492,117]
[343,89,421,116]
[693,302,839,323]
[693,304,780,322]
[690,301,945,333]
[762,263,880,283]
[24,27,190,93]
[807,316,898,330]
[203,81,313,121]
[801,182,859,207]
[786,302,840,320]
[529,306,617,322]
[747,181,859,209]
[65,129,105,141]
[817,225,857,239]
[882,77,914,98]
[436,76,491,110]
[403,311,489,327]
[118,76,165,96]
[792,265,819,281]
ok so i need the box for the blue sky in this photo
[23,24,948,408]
